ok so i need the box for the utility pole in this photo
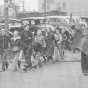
[44,0,47,16]
[22,0,25,12]
[44,0,47,30]
[4,0,17,30]
[4,0,9,31]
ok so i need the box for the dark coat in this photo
[0,35,11,49]
[21,30,33,48]
[72,29,88,55]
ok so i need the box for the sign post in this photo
[4,0,9,31]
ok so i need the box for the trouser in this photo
[25,55,32,67]
[81,52,88,73]
[1,49,8,71]
[57,43,64,60]
[23,47,32,68]
[53,47,60,61]
[8,50,23,71]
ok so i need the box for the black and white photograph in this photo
[0,0,88,88]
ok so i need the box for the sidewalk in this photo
[64,50,81,61]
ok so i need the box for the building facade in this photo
[38,0,88,16]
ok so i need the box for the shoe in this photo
[83,72,88,76]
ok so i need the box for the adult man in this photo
[45,31,55,62]
[72,27,88,75]
[0,29,11,71]
[21,25,33,71]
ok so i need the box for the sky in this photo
[0,0,4,5]
[18,0,39,11]
[0,0,39,11]
[0,0,88,16]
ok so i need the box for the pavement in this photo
[64,50,81,61]
[0,51,87,88]
[0,61,88,88]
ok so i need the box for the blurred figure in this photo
[21,25,33,71]
[54,29,64,61]
[8,30,22,71]
[0,29,11,71]
[45,31,55,62]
